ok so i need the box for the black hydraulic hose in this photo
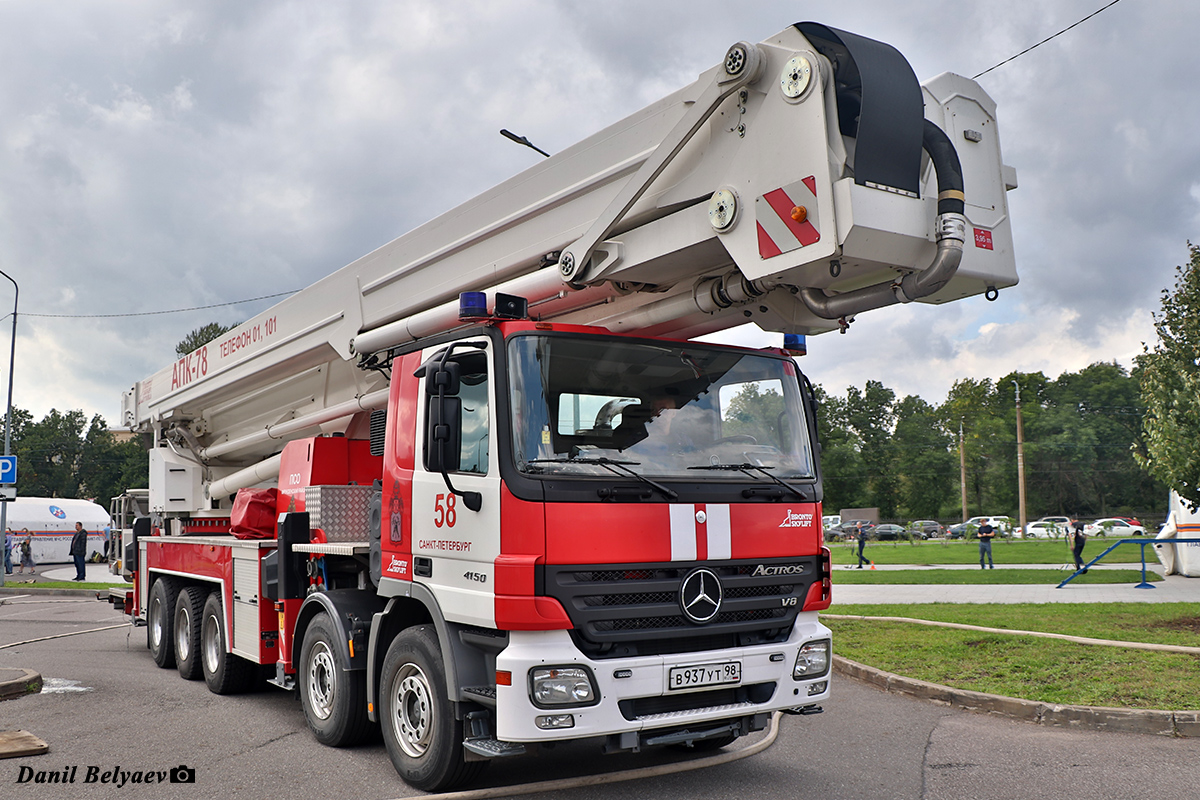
[923,119,964,216]
[798,120,967,320]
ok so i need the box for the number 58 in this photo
[434,493,457,528]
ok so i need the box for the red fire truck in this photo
[108,21,1016,791]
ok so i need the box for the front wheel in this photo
[299,615,374,746]
[379,626,486,792]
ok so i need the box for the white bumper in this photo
[494,613,831,742]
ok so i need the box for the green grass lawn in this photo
[830,538,1146,565]
[831,568,1158,585]
[822,603,1200,709]
[828,602,1200,646]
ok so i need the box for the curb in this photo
[0,587,117,599]
[834,656,1198,737]
[0,669,43,702]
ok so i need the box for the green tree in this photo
[845,380,898,517]
[893,395,954,518]
[812,385,867,513]
[176,321,237,358]
[3,407,147,501]
[1136,243,1200,507]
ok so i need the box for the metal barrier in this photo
[1056,537,1200,589]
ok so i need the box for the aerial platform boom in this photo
[122,23,1016,512]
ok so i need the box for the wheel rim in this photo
[390,662,433,758]
[202,611,221,675]
[150,595,164,649]
[306,642,337,720]
[175,605,191,661]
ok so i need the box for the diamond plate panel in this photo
[304,485,376,542]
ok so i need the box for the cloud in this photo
[0,0,1192,428]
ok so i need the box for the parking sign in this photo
[0,455,15,485]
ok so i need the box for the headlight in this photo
[529,666,599,707]
[793,639,830,679]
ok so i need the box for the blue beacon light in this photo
[459,292,488,320]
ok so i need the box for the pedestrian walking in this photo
[17,529,34,573]
[70,522,88,581]
[856,522,870,568]
[977,521,996,569]
[1071,519,1088,573]
[4,528,12,574]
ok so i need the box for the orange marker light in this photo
[791,206,807,223]
[496,670,513,686]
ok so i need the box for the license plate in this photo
[668,661,741,691]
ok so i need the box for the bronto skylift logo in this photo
[779,509,813,528]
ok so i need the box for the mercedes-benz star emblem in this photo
[679,568,722,624]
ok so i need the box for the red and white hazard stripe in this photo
[757,176,820,259]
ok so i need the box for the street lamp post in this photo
[959,419,968,522]
[0,270,16,588]
[1013,380,1027,538]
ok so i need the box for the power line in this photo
[973,0,1123,79]
[18,290,300,320]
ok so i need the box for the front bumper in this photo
[494,612,830,742]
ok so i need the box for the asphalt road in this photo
[3,596,1199,800]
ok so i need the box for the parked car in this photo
[873,524,909,541]
[907,519,943,539]
[822,515,842,530]
[1037,515,1074,527]
[1084,518,1146,537]
[1022,521,1063,539]
[831,520,875,540]
[946,522,969,539]
[1114,516,1143,527]
[965,516,1013,536]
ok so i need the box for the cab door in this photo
[410,337,501,627]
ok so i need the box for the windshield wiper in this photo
[688,462,807,500]
[529,456,678,500]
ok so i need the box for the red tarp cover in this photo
[230,488,280,539]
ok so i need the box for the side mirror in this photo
[425,396,462,473]
[425,360,461,396]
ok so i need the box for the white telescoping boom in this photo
[122,22,1016,513]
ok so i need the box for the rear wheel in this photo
[380,626,485,792]
[299,615,374,746]
[200,592,255,694]
[146,577,179,668]
[174,586,208,680]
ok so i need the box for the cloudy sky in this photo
[0,0,1193,425]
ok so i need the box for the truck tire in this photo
[147,577,179,668]
[379,626,486,792]
[299,614,374,746]
[200,592,255,694]
[174,586,208,680]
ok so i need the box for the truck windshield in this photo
[508,333,816,480]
